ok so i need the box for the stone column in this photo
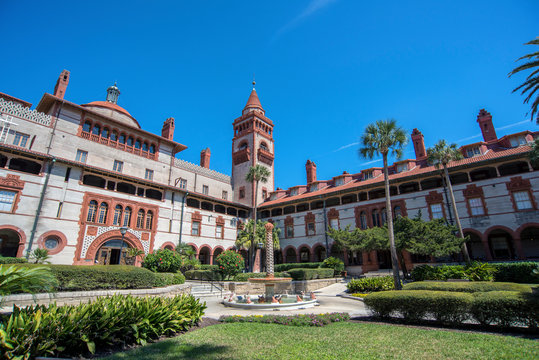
[513,237,525,260]
[265,222,274,278]
[481,238,493,261]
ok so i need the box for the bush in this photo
[403,281,532,293]
[216,250,245,279]
[0,265,57,298]
[220,313,350,326]
[15,264,158,292]
[274,262,323,272]
[492,262,539,283]
[0,294,206,358]
[172,272,186,284]
[322,257,345,276]
[347,276,395,293]
[0,257,27,264]
[185,269,223,281]
[142,249,182,273]
[287,268,334,281]
[198,264,219,271]
[232,272,290,282]
[470,291,539,328]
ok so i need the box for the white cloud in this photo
[333,141,359,152]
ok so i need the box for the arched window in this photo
[113,205,123,225]
[82,121,91,132]
[394,206,402,218]
[135,139,141,149]
[119,133,126,144]
[92,124,101,136]
[145,211,153,229]
[136,209,145,228]
[260,142,268,151]
[239,142,248,150]
[149,144,156,154]
[98,202,108,223]
[142,142,148,152]
[360,211,367,230]
[127,137,134,146]
[372,209,380,227]
[111,131,118,142]
[101,127,109,139]
[87,200,98,222]
[123,207,132,226]
[381,208,387,225]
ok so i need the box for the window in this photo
[123,207,132,226]
[177,178,187,189]
[44,236,59,250]
[394,206,402,218]
[64,167,71,182]
[76,150,88,163]
[222,191,228,200]
[307,222,316,236]
[82,121,91,132]
[97,202,108,223]
[111,131,118,142]
[146,211,153,229]
[216,224,223,238]
[335,178,344,187]
[202,185,209,195]
[13,132,29,147]
[285,224,294,238]
[290,188,298,196]
[101,128,109,138]
[145,169,154,181]
[260,142,268,151]
[430,203,444,219]
[239,142,248,150]
[142,142,149,152]
[514,191,533,210]
[262,189,267,199]
[135,139,141,149]
[87,200,98,222]
[381,208,387,225]
[239,187,245,199]
[509,135,527,147]
[372,210,381,227]
[92,125,100,136]
[113,205,123,226]
[149,144,156,154]
[466,147,481,158]
[396,163,408,173]
[329,218,339,229]
[468,198,485,216]
[127,137,134,146]
[359,211,367,229]
[0,190,16,212]
[136,209,145,228]
[310,184,318,192]
[363,171,373,180]
[113,160,123,172]
[119,133,126,144]
[192,221,200,236]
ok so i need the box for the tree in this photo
[509,38,539,124]
[359,119,407,290]
[528,138,539,169]
[29,248,50,264]
[245,164,271,272]
[216,250,245,280]
[427,140,471,262]
[236,219,280,270]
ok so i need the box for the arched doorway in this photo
[285,247,297,263]
[274,249,283,264]
[95,239,132,265]
[488,229,514,260]
[520,226,539,260]
[313,245,326,262]
[199,246,211,264]
[212,247,224,263]
[465,231,486,260]
[0,228,22,257]
[377,250,392,269]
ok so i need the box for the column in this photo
[513,237,525,260]
[481,237,493,261]
[265,222,274,277]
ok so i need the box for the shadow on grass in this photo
[109,341,230,359]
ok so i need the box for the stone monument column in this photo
[265,222,274,278]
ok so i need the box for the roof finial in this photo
[252,73,256,90]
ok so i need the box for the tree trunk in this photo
[250,180,259,272]
[443,164,471,262]
[383,154,402,290]
[398,250,408,278]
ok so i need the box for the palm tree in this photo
[360,119,407,290]
[236,219,281,270]
[245,164,271,272]
[427,140,471,262]
[509,38,539,124]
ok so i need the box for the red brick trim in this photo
[232,148,251,165]
[212,246,225,259]
[84,230,145,266]
[216,215,225,226]
[215,216,225,239]
[0,174,25,214]
[304,212,316,236]
[284,215,294,238]
[506,176,537,211]
[160,241,176,251]
[0,225,26,258]
[515,222,539,237]
[37,230,67,255]
[462,184,488,216]
[191,211,202,236]
[425,191,446,219]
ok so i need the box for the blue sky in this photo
[1,0,538,189]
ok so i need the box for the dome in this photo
[81,101,141,129]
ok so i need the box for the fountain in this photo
[222,222,318,310]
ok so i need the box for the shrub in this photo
[322,257,345,276]
[232,272,290,282]
[185,269,223,281]
[0,294,206,358]
[470,291,539,328]
[0,257,27,264]
[216,250,245,279]
[15,264,158,291]
[287,268,334,281]
[274,262,323,272]
[172,272,186,284]
[0,265,57,301]
[347,276,395,293]
[142,249,182,273]
[198,264,219,271]
[492,262,539,283]
[403,281,532,293]
[219,313,350,326]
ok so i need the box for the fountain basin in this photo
[222,294,318,310]
[248,277,292,284]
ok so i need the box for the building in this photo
[0,70,537,272]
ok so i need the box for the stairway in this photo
[187,281,230,299]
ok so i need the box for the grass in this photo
[104,322,539,360]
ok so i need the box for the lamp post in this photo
[120,226,128,264]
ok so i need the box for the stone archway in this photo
[0,225,26,258]
[519,225,539,260]
[198,246,212,265]
[486,228,515,260]
[84,230,145,266]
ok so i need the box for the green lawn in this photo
[104,322,539,360]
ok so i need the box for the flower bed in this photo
[219,313,350,327]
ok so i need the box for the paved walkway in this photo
[201,281,371,319]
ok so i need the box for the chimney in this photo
[411,128,427,160]
[161,117,175,141]
[53,70,70,99]
[477,109,497,142]
[306,160,317,184]
[200,148,211,169]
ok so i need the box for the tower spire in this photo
[106,82,120,104]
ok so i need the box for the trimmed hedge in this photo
[364,290,539,327]
[232,272,290,282]
[347,276,395,293]
[0,257,27,264]
[185,269,223,281]
[403,281,532,293]
[274,262,323,272]
[198,264,220,271]
[492,262,539,283]
[15,264,160,291]
[153,272,186,287]
[287,268,334,281]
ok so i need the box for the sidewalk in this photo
[201,280,371,319]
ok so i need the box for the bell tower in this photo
[232,81,275,207]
